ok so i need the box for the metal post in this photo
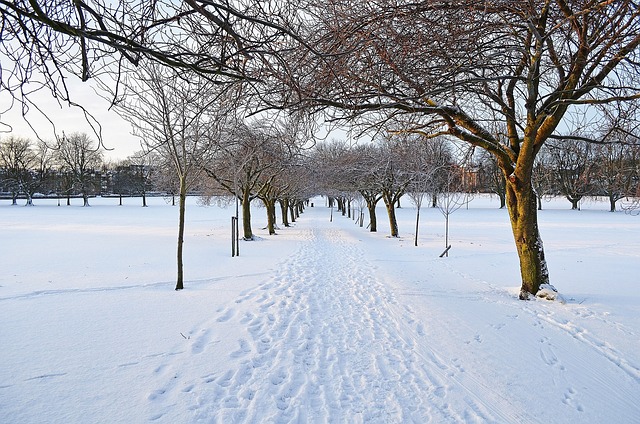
[231,217,237,257]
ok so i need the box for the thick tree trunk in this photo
[367,202,377,232]
[242,190,253,240]
[506,180,550,299]
[289,204,296,223]
[383,198,399,237]
[279,199,290,227]
[263,198,277,235]
[567,196,581,210]
[175,175,187,291]
[609,196,616,212]
[142,191,147,207]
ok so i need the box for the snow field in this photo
[1,195,639,423]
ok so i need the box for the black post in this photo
[231,217,237,257]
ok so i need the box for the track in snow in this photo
[147,218,500,423]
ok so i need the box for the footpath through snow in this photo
[152,223,496,423]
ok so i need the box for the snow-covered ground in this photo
[1,195,638,423]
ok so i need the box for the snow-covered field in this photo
[1,194,639,423]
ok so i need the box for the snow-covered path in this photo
[150,221,462,422]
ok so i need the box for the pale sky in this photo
[0,78,141,161]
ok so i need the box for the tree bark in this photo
[242,189,253,240]
[279,199,290,226]
[366,201,377,232]
[414,207,420,247]
[289,204,296,222]
[506,179,550,299]
[175,175,187,291]
[264,198,277,235]
[567,196,581,210]
[609,196,617,212]
[384,197,399,237]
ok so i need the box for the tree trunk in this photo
[289,204,296,223]
[567,196,581,210]
[242,190,253,240]
[414,207,420,247]
[383,198,399,237]
[366,201,377,232]
[280,199,290,227]
[609,196,616,212]
[506,179,550,299]
[142,191,147,207]
[264,198,277,235]
[444,213,450,257]
[536,192,543,210]
[498,192,506,209]
[175,175,187,291]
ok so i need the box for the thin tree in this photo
[406,136,450,246]
[109,62,222,291]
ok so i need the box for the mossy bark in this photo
[506,178,550,299]
[383,198,399,237]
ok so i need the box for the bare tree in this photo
[377,138,414,237]
[0,135,35,204]
[127,151,156,207]
[109,62,223,291]
[437,163,473,258]
[1,1,302,139]
[590,107,640,212]
[53,132,103,206]
[547,138,593,210]
[476,150,506,208]
[531,149,556,211]
[406,136,451,246]
[203,118,283,240]
[265,0,640,299]
[591,141,639,212]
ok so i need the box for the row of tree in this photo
[3,1,640,299]
[5,132,640,215]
